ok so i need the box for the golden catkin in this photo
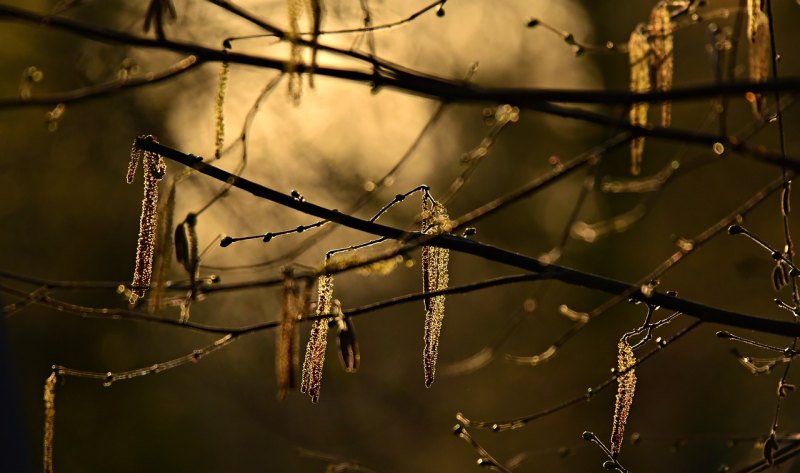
[747,9,770,117]
[610,341,637,459]
[628,28,650,176]
[306,0,323,88]
[276,270,300,400]
[422,200,450,388]
[747,0,762,43]
[128,136,166,304]
[301,274,333,402]
[287,0,304,102]
[148,181,176,314]
[214,60,229,160]
[650,2,673,127]
[43,372,57,473]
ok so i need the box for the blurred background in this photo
[2,0,800,471]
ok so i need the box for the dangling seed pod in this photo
[301,274,333,402]
[174,213,198,279]
[421,198,450,387]
[336,312,359,373]
[628,27,650,176]
[128,135,166,304]
[610,340,637,459]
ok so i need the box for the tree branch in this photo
[138,138,800,338]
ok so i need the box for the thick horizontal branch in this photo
[3,4,800,108]
[139,138,800,338]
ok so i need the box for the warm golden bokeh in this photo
[2,1,800,472]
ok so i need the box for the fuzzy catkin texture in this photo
[148,181,176,314]
[747,0,762,43]
[128,136,166,304]
[422,200,450,388]
[628,28,650,176]
[610,341,637,459]
[276,272,300,400]
[287,0,304,102]
[214,61,229,160]
[301,274,333,402]
[747,9,770,117]
[43,372,57,473]
[650,3,673,127]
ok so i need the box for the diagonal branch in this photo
[137,138,800,338]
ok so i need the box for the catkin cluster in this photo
[610,341,637,459]
[127,136,166,304]
[422,198,450,387]
[301,274,333,402]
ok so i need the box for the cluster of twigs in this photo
[3,1,800,472]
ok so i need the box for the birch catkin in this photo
[650,3,673,127]
[148,181,176,313]
[214,60,229,159]
[628,28,650,176]
[301,274,333,402]
[128,136,166,304]
[43,372,57,473]
[287,0,304,102]
[422,199,450,387]
[747,9,770,117]
[610,341,637,459]
[276,270,300,400]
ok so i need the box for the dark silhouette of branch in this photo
[3,5,800,108]
[222,0,446,46]
[137,138,800,338]
[0,55,199,108]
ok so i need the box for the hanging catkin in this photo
[128,136,166,304]
[610,341,637,459]
[148,181,176,313]
[287,0,304,102]
[306,0,323,88]
[421,198,450,387]
[650,2,673,127]
[747,8,770,117]
[747,0,762,43]
[276,270,300,400]
[214,60,229,159]
[43,371,57,473]
[628,27,650,176]
[301,274,333,402]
